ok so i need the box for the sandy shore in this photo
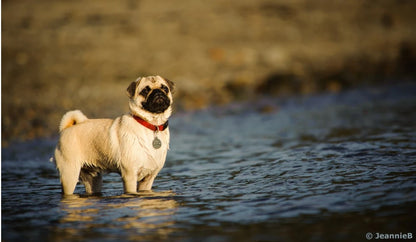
[2,0,416,144]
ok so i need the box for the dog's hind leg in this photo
[58,162,81,195]
[80,169,102,195]
[55,148,82,195]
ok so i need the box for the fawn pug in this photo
[54,76,174,195]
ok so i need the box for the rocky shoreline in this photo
[2,0,416,144]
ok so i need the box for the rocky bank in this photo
[2,0,416,144]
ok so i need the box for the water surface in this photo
[2,83,416,241]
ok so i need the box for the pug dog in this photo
[54,76,174,195]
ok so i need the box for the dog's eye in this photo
[139,86,151,96]
[161,85,169,93]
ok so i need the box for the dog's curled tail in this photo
[59,110,88,132]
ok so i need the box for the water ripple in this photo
[2,84,416,241]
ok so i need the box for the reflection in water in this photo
[54,191,177,241]
[2,84,416,241]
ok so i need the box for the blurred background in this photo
[2,0,416,144]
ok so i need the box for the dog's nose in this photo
[149,89,166,101]
[152,89,165,96]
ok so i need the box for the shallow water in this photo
[2,83,416,241]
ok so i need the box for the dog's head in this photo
[127,76,174,123]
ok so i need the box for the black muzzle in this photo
[142,89,170,113]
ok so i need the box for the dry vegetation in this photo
[2,0,416,144]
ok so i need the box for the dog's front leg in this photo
[121,169,138,194]
[138,174,157,191]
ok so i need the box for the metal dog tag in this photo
[152,137,162,149]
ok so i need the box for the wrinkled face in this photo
[127,76,174,115]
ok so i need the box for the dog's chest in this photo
[132,130,168,168]
[135,143,167,181]
[142,138,167,165]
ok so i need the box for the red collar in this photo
[132,115,168,131]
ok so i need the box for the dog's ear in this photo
[164,78,175,94]
[126,78,141,98]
